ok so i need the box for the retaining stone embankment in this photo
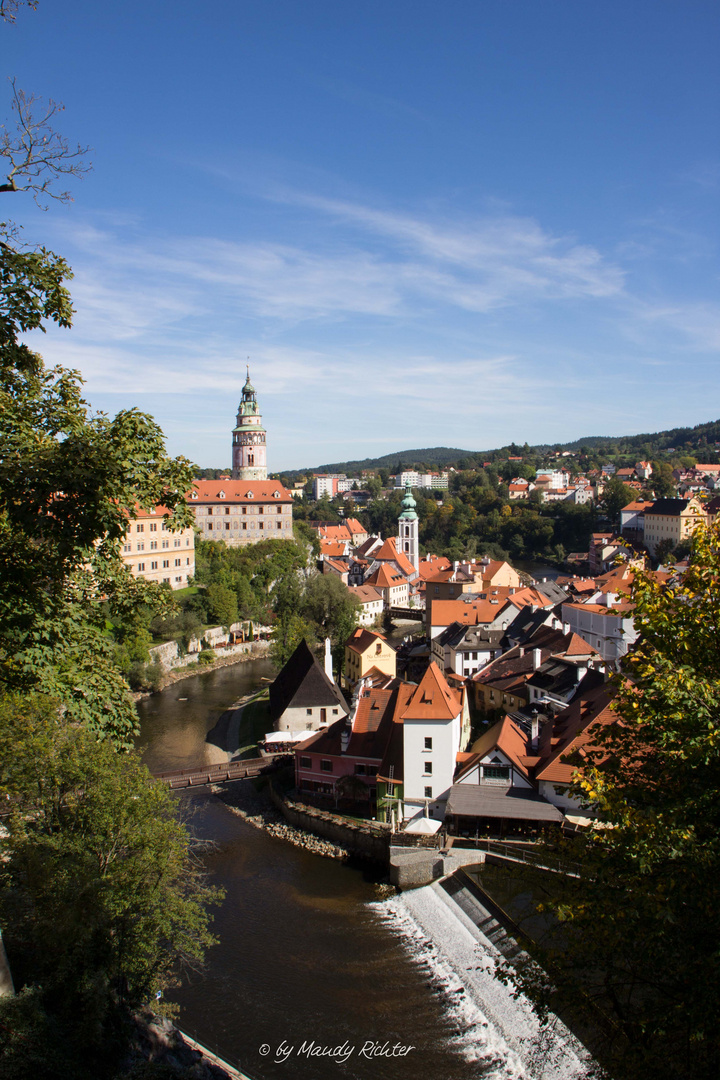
[212,778,351,860]
[268,785,391,862]
[132,641,271,700]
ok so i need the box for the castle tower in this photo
[398,481,419,572]
[232,368,268,481]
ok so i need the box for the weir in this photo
[374,875,596,1080]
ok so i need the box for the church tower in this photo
[398,481,419,572]
[231,368,268,481]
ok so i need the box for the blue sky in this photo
[5,1,719,470]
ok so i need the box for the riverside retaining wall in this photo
[269,786,391,862]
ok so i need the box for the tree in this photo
[0,244,195,745]
[1,79,91,204]
[0,694,220,1079]
[651,460,676,498]
[601,475,636,524]
[205,582,238,630]
[301,573,359,671]
[270,612,315,670]
[511,523,720,1080]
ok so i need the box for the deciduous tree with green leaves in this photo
[0,695,220,1079]
[509,522,720,1080]
[0,243,195,745]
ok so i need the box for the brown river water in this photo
[135,660,495,1080]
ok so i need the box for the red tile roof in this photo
[346,627,392,655]
[190,480,293,503]
[400,662,461,721]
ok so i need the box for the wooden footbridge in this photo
[151,754,290,790]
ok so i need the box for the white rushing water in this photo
[371,882,597,1080]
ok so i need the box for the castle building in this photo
[187,369,294,547]
[190,479,294,548]
[232,369,267,481]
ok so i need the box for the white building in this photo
[400,663,470,822]
[561,598,637,664]
[394,471,449,490]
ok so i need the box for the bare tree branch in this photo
[0,1,38,24]
[0,78,92,206]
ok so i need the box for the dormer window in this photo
[219,490,225,499]
[245,491,254,499]
[273,491,280,498]
[191,492,198,500]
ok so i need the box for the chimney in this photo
[562,622,570,635]
[519,646,525,657]
[531,716,540,747]
[340,717,352,753]
[532,648,542,670]
[324,637,333,680]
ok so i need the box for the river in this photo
[136,660,494,1080]
[136,656,591,1080]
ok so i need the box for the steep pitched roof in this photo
[463,714,535,777]
[417,554,452,580]
[347,583,383,605]
[345,627,393,655]
[269,639,348,722]
[534,680,617,784]
[344,517,367,534]
[365,563,409,589]
[645,498,692,516]
[400,662,461,721]
[354,535,383,559]
[372,537,401,562]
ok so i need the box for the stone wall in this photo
[149,635,269,673]
[269,786,390,862]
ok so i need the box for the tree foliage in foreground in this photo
[0,243,195,745]
[510,523,720,1080]
[0,695,221,1079]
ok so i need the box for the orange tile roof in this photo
[393,549,418,577]
[430,597,516,626]
[507,586,554,609]
[535,686,617,783]
[564,601,634,616]
[319,540,348,557]
[347,584,382,605]
[621,500,654,512]
[346,627,392,655]
[461,714,533,779]
[562,632,599,657]
[344,517,367,533]
[417,555,452,580]
[400,662,461,721]
[365,563,409,589]
[190,480,293,503]
[372,537,401,561]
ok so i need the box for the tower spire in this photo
[231,364,267,480]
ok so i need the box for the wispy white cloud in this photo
[22,188,718,468]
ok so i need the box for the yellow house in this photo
[643,497,708,556]
[343,628,397,691]
[121,504,195,590]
